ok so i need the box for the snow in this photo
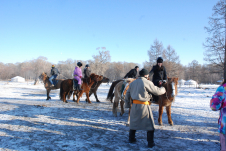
[0,81,221,150]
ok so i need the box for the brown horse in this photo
[60,73,103,103]
[39,72,64,100]
[107,77,178,126]
[155,77,178,126]
[85,76,110,102]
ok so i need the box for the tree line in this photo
[0,45,222,84]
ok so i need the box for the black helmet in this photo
[77,62,83,67]
[157,57,163,63]
[135,66,139,69]
[85,64,90,67]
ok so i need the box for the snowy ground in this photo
[0,81,221,151]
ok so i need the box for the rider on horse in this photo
[73,62,83,91]
[124,66,139,79]
[83,64,91,78]
[49,65,60,87]
[149,57,167,102]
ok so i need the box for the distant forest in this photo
[0,47,222,84]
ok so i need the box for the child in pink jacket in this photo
[210,79,226,151]
[73,62,83,90]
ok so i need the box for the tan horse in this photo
[107,77,178,126]
[39,72,64,100]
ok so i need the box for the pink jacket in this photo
[210,83,226,134]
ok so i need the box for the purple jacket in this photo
[74,67,82,78]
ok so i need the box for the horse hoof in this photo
[126,123,130,127]
[159,123,163,126]
[169,123,174,126]
[96,100,100,102]
[65,101,68,103]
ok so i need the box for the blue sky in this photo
[0,0,219,66]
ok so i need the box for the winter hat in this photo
[157,57,163,63]
[139,68,149,76]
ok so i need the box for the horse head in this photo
[101,76,110,83]
[89,73,103,83]
[163,77,178,99]
[39,72,48,81]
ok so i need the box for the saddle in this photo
[121,78,136,99]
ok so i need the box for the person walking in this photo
[49,65,60,87]
[210,79,226,151]
[125,68,166,148]
[73,62,83,90]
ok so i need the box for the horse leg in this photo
[112,98,119,117]
[94,91,100,102]
[158,105,164,126]
[76,91,83,104]
[166,105,173,126]
[126,105,132,127]
[46,89,51,100]
[63,92,68,103]
[120,99,125,116]
[85,92,92,104]
[73,91,76,102]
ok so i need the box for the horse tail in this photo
[106,79,123,102]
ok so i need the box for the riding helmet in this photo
[52,65,55,68]
[135,66,139,69]
[77,62,83,67]
[85,64,90,67]
[157,57,163,63]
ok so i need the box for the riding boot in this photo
[147,130,155,148]
[129,129,136,143]
[78,84,83,91]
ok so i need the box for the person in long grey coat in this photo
[125,68,166,148]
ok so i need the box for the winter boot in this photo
[78,84,83,91]
[129,130,136,143]
[147,130,155,148]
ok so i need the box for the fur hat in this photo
[139,68,149,76]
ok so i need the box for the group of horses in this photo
[39,72,178,126]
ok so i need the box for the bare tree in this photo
[92,48,111,75]
[162,45,181,77]
[204,0,226,78]
[147,39,164,67]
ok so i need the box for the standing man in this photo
[125,68,166,148]
[49,65,60,87]
[124,66,139,79]
[83,64,91,78]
